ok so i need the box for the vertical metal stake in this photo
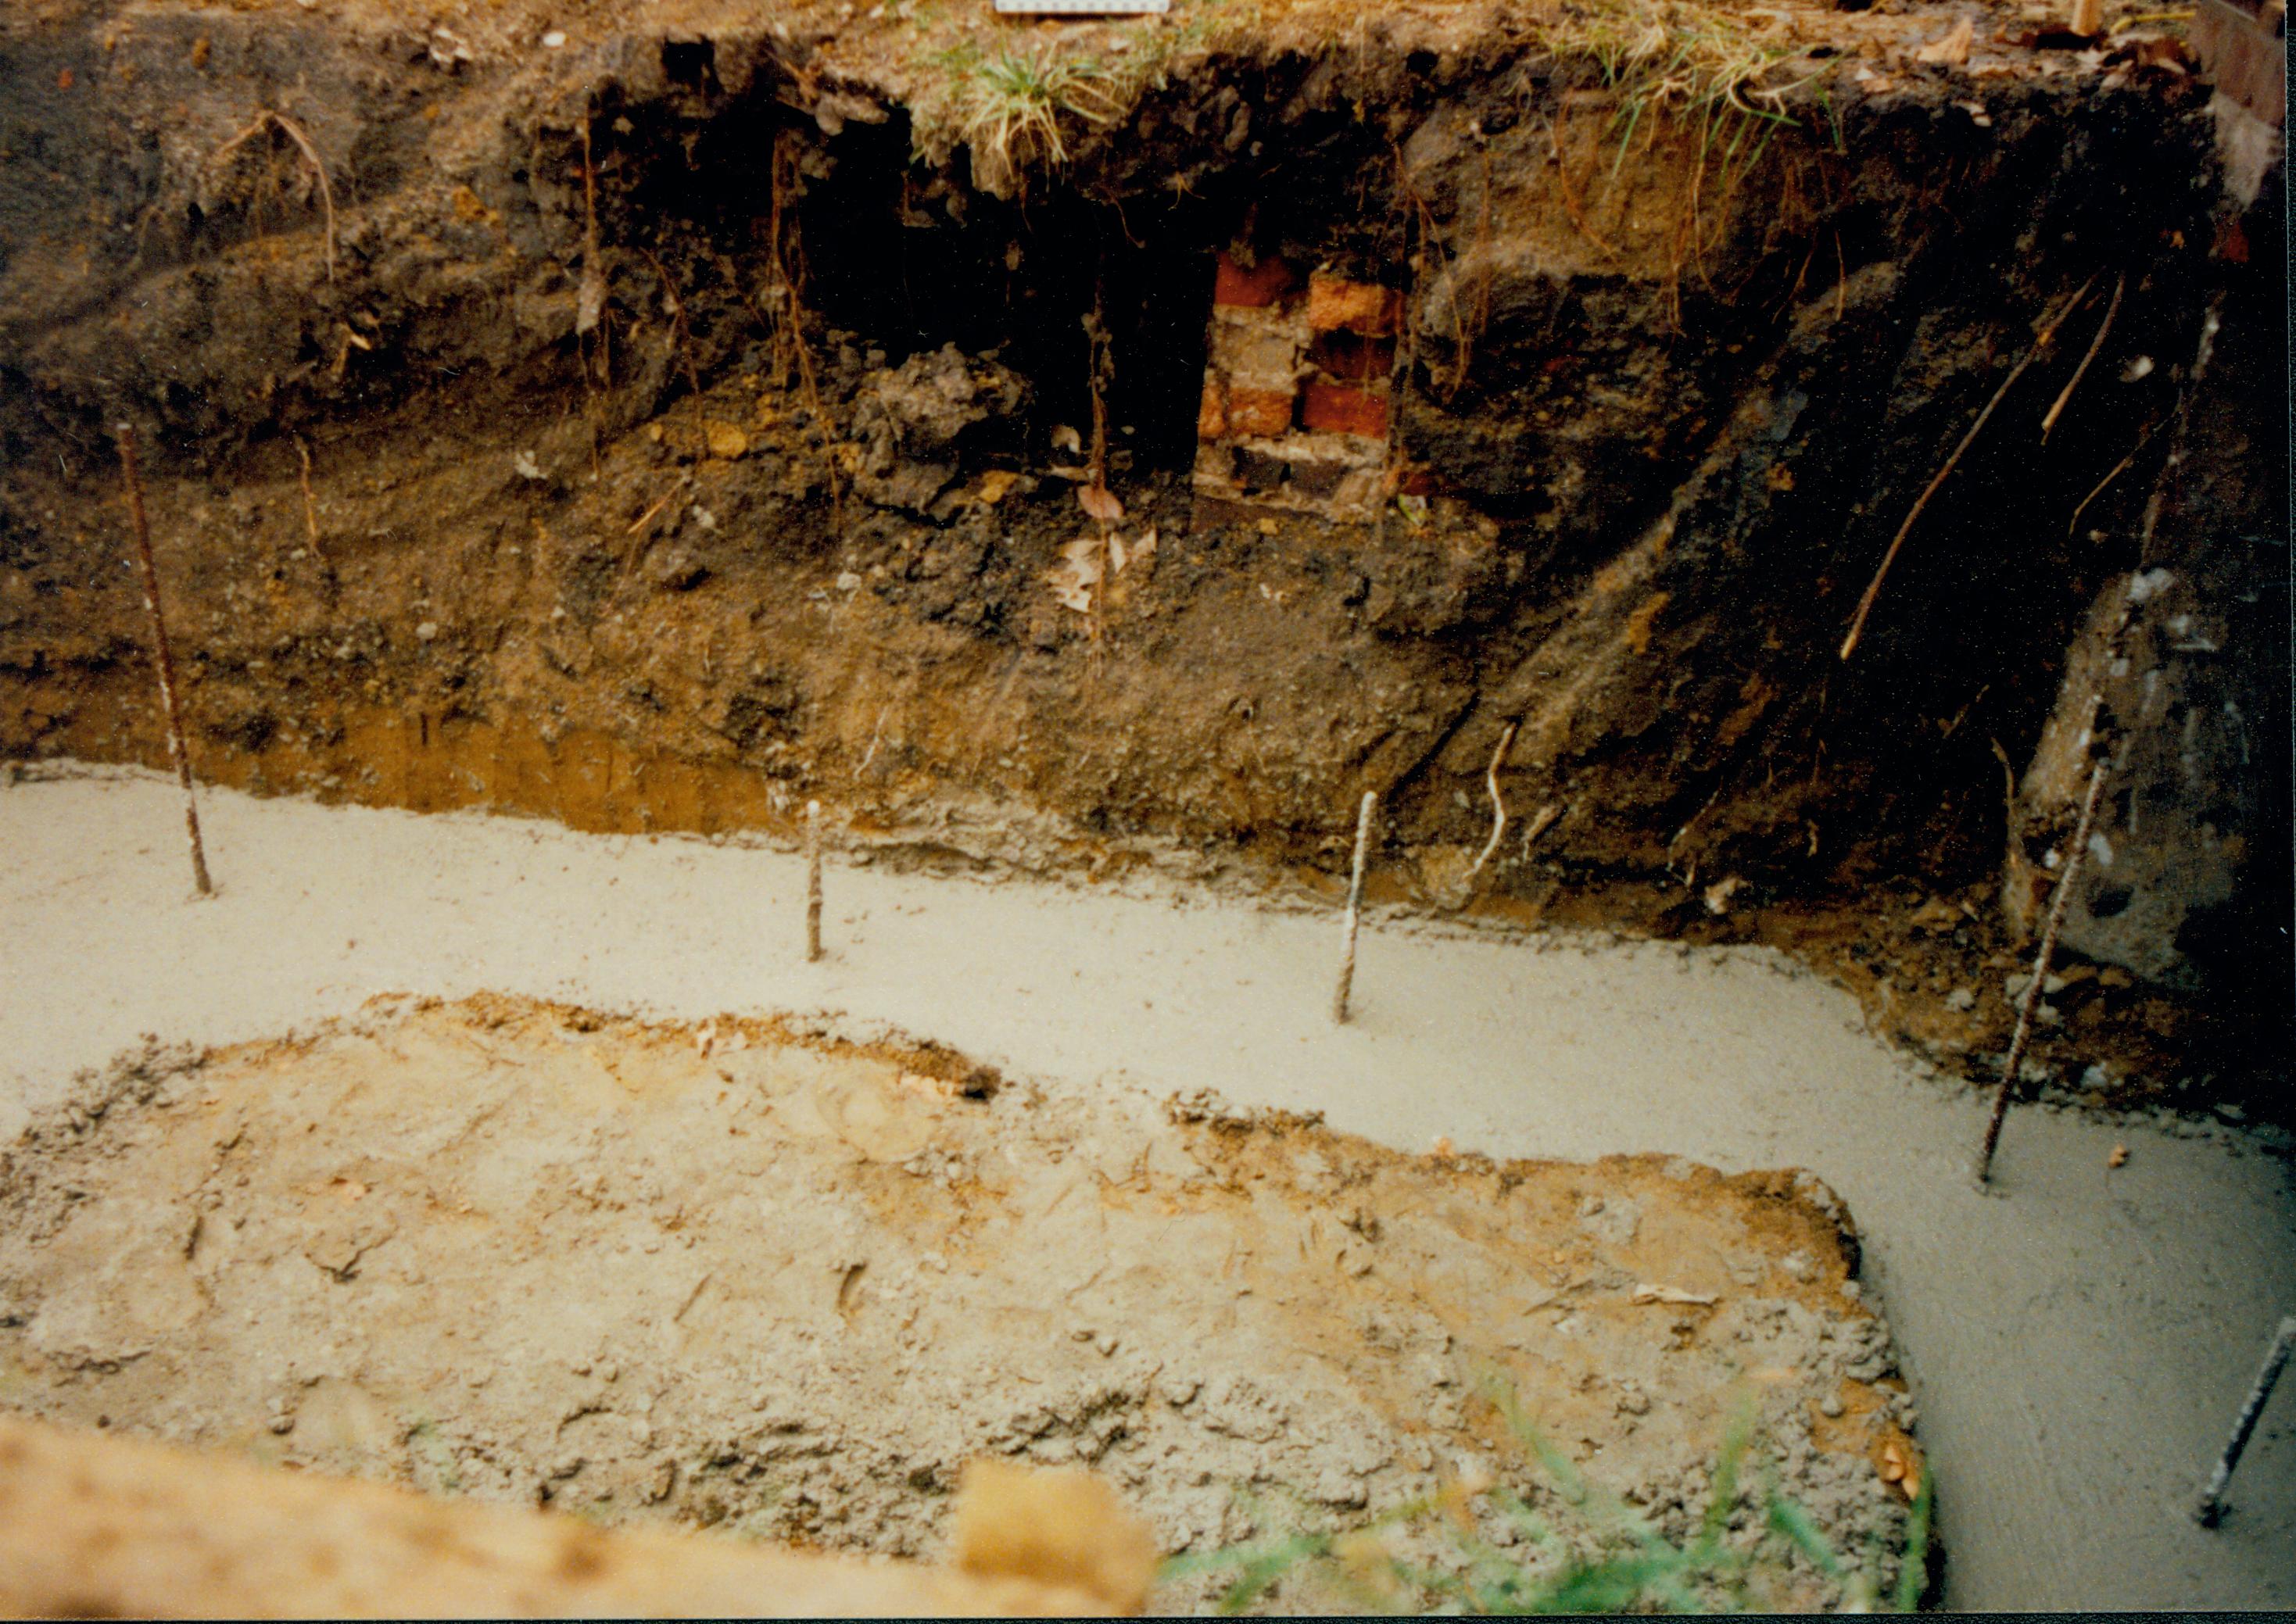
[1333,791,1376,1025]
[2194,1315,2296,1526]
[804,799,824,963]
[1977,749,2108,1184]
[117,424,213,898]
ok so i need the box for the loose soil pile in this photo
[0,993,1924,1609]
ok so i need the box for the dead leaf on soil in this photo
[1048,538,1103,614]
[1078,484,1124,524]
[1917,16,1973,63]
[1109,528,1155,575]
[976,469,1019,506]
[1909,896,1961,932]
[1878,1436,1922,1499]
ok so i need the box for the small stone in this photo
[1818,1393,1845,1419]
[645,548,706,591]
[836,571,863,592]
[1944,986,1976,1012]
[415,621,439,642]
[541,29,566,47]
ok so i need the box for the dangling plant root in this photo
[1840,277,2097,662]
[211,109,338,281]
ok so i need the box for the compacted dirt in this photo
[0,993,1926,1609]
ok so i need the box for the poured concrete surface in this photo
[2,764,2291,1608]
[0,996,1921,1608]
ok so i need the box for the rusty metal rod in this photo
[116,424,213,898]
[2194,1315,2296,1526]
[1975,746,2108,1184]
[804,799,823,963]
[1333,791,1376,1025]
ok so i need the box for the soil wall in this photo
[0,0,2283,1094]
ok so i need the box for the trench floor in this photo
[2,762,2291,1608]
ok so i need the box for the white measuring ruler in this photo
[993,0,1171,13]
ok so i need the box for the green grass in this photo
[912,38,1133,197]
[1537,0,1822,178]
[1159,1379,1932,1615]
[906,0,1239,196]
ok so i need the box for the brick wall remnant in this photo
[1192,252,1400,525]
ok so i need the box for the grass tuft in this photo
[1161,1375,1933,1615]
[922,41,1123,196]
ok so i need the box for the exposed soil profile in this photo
[0,0,2286,1611]
[0,0,2284,1118]
[0,994,1925,1611]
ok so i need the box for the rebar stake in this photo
[1975,749,2108,1185]
[1332,791,1376,1025]
[117,424,213,898]
[804,799,824,963]
[2194,1315,2296,1527]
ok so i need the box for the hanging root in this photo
[1839,277,2096,662]
[2040,270,2126,442]
[1453,721,1521,907]
[213,110,338,281]
[292,437,328,565]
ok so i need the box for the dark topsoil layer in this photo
[0,0,2286,1119]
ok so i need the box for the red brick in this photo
[1197,381,1227,441]
[1306,274,1402,337]
[1300,381,1388,439]
[1223,386,1297,438]
[1306,331,1395,385]
[1212,252,1298,309]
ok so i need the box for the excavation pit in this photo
[0,993,1923,1609]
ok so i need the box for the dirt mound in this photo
[0,993,1924,1608]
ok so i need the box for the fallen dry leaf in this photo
[1048,537,1103,614]
[975,468,1019,506]
[1078,484,1124,524]
[1917,16,1973,63]
[1878,1436,1922,1500]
